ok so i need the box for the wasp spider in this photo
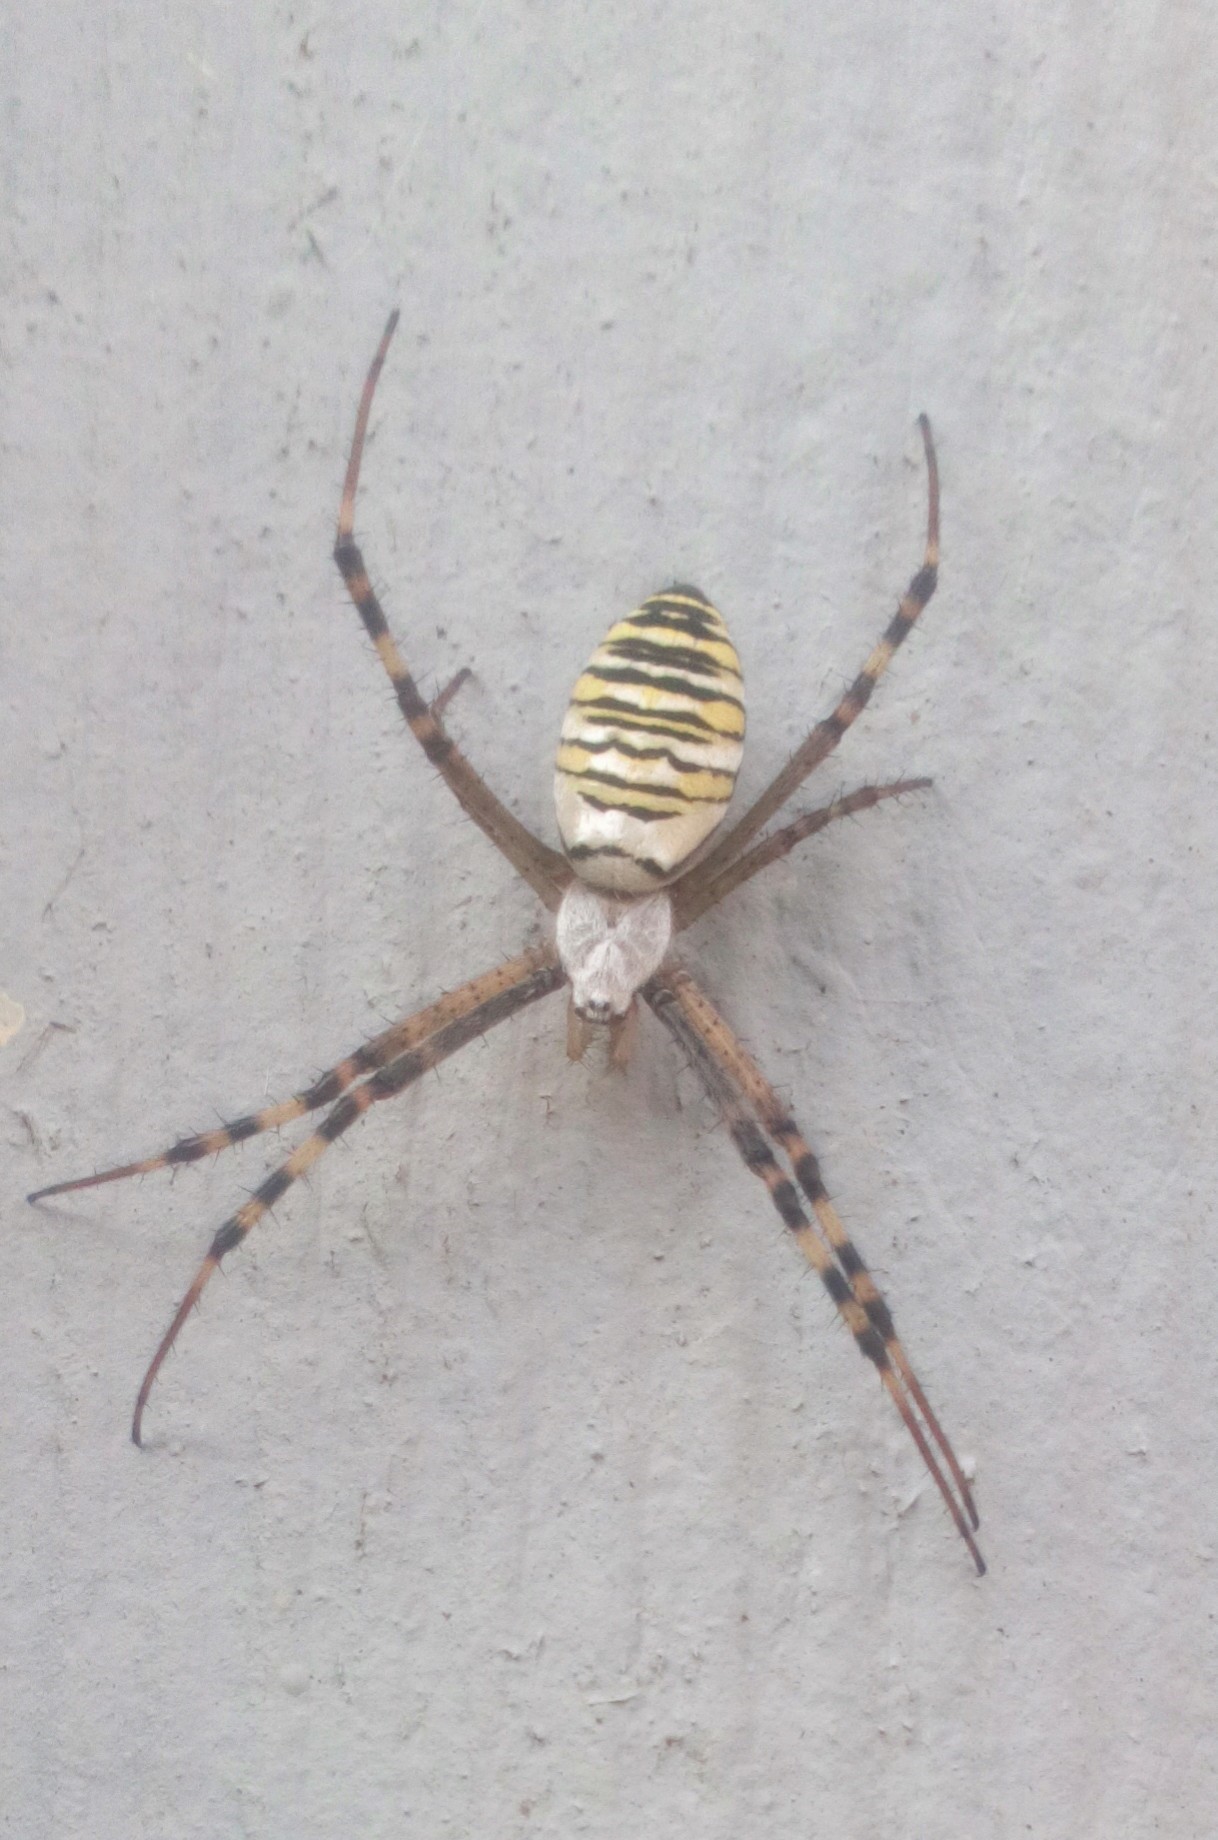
[30,314,983,1575]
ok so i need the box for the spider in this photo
[30,312,984,1575]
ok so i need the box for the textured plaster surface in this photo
[3,4,1216,1836]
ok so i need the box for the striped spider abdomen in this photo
[553,585,745,895]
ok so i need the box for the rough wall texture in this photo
[3,4,1215,1835]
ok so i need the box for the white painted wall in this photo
[4,4,1216,1834]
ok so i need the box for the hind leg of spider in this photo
[333,313,570,910]
[430,665,472,722]
[681,418,939,905]
[27,946,558,1204]
[645,971,984,1575]
[672,778,932,931]
[128,952,567,1444]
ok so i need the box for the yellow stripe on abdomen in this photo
[554,586,745,894]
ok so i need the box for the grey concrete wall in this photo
[4,3,1216,1835]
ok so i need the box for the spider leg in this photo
[333,313,570,910]
[28,946,558,1202]
[672,778,932,930]
[646,966,984,1575]
[130,950,566,1445]
[654,965,977,1524]
[430,665,472,722]
[680,417,939,906]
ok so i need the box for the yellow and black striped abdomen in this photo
[554,585,745,894]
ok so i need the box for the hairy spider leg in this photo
[646,972,984,1575]
[680,416,939,905]
[672,779,932,931]
[28,947,559,1202]
[333,311,570,910]
[655,966,979,1533]
[130,954,566,1444]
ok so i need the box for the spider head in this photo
[556,883,673,1020]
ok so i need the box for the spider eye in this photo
[576,999,612,1025]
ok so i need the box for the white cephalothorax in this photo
[555,883,673,1020]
